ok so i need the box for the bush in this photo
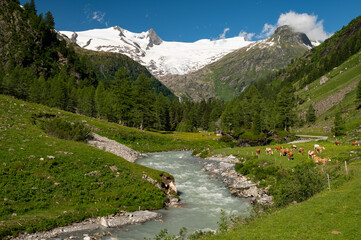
[270,162,327,207]
[218,135,234,142]
[42,118,92,142]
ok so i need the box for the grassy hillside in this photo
[207,141,361,239]
[0,94,228,237]
[292,50,361,137]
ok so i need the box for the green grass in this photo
[210,159,361,239]
[211,141,359,170]
[293,51,361,136]
[0,94,203,237]
[206,139,361,239]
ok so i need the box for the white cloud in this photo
[257,23,278,38]
[219,28,230,39]
[256,11,330,41]
[238,31,255,41]
[92,11,106,24]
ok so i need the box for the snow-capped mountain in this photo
[60,26,253,77]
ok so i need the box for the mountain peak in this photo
[147,28,162,47]
[271,25,313,47]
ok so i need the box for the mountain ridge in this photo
[161,25,314,100]
[60,26,253,77]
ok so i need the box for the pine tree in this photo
[44,11,55,28]
[154,93,170,130]
[95,81,107,118]
[334,111,344,136]
[78,86,95,116]
[133,73,155,129]
[356,80,361,109]
[113,68,133,125]
[306,104,316,123]
[275,87,295,131]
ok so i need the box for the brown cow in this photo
[316,146,325,153]
[308,150,317,159]
[351,142,360,146]
[321,158,331,164]
[280,149,287,156]
[291,145,297,150]
[288,152,294,160]
[313,156,322,163]
[256,148,261,155]
[275,146,283,152]
[335,141,341,146]
[298,147,304,154]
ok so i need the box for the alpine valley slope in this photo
[60,27,253,77]
[161,25,314,100]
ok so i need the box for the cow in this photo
[265,148,273,155]
[313,156,322,163]
[275,146,283,152]
[288,151,294,160]
[308,150,317,159]
[335,141,341,145]
[351,142,360,146]
[285,148,291,154]
[291,145,297,151]
[280,149,287,156]
[256,148,261,155]
[314,144,320,150]
[316,146,325,153]
[321,158,331,165]
[315,157,331,165]
[298,147,304,154]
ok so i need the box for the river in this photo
[55,151,251,239]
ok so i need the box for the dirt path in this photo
[288,135,328,144]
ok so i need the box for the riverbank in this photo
[201,155,273,206]
[11,211,161,240]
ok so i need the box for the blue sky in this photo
[20,0,361,42]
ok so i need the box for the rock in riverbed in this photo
[202,157,273,206]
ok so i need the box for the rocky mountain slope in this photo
[60,27,253,77]
[162,25,313,100]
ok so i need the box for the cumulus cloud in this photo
[257,11,330,41]
[238,31,255,41]
[219,28,230,39]
[277,11,329,41]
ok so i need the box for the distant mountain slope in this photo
[276,15,361,89]
[60,27,253,77]
[76,49,175,98]
[161,25,313,101]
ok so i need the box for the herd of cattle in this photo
[255,141,359,165]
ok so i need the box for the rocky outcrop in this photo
[202,157,273,206]
[142,173,180,207]
[313,80,359,117]
[87,133,145,162]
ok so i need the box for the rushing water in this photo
[110,151,251,239]
[56,151,250,240]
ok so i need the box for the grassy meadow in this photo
[206,139,361,239]
[0,94,229,237]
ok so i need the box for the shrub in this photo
[218,135,234,142]
[270,162,327,207]
[41,118,92,142]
